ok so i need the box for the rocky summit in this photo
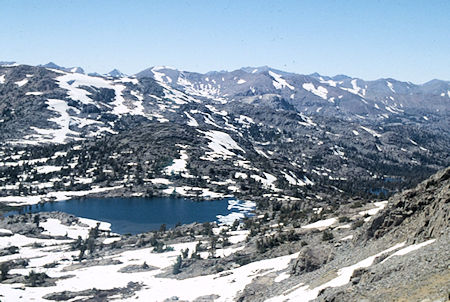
[0,62,448,301]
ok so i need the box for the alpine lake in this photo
[5,197,254,235]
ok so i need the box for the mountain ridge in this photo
[0,62,448,209]
[4,59,449,85]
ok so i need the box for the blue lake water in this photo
[7,197,254,234]
[369,188,390,196]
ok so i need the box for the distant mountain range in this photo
[0,61,448,204]
[29,61,449,120]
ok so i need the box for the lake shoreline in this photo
[3,196,255,235]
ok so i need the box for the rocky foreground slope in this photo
[314,166,449,301]
[0,167,448,301]
[239,167,450,302]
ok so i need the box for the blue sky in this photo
[0,0,448,83]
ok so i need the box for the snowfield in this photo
[15,78,29,87]
[301,217,337,230]
[184,111,199,127]
[0,213,438,302]
[56,72,113,105]
[359,126,382,138]
[0,227,298,302]
[0,185,124,206]
[40,218,112,239]
[164,149,188,175]
[269,71,294,90]
[302,83,328,99]
[199,130,245,160]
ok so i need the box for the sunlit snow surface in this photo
[14,78,29,87]
[250,172,278,190]
[164,149,188,175]
[359,125,382,138]
[0,186,123,206]
[56,72,116,105]
[302,83,328,99]
[0,213,296,302]
[387,81,396,93]
[30,99,76,144]
[198,130,245,160]
[340,79,366,97]
[217,199,256,225]
[269,71,294,90]
[184,111,199,127]
[359,200,388,221]
[40,218,111,239]
[301,217,337,230]
[25,91,43,95]
[281,171,309,186]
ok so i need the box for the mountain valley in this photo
[0,62,448,301]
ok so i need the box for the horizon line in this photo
[1,59,448,85]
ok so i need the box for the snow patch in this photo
[281,171,307,186]
[387,81,396,93]
[56,73,113,105]
[198,130,245,160]
[15,78,28,87]
[237,115,255,125]
[269,71,294,90]
[250,172,278,190]
[25,91,43,96]
[267,242,406,302]
[359,201,388,221]
[0,186,123,207]
[27,99,77,144]
[302,83,328,99]
[340,79,365,96]
[36,165,62,174]
[217,199,255,225]
[41,218,111,239]
[301,217,337,230]
[359,126,382,138]
[381,239,436,263]
[184,112,199,127]
[274,272,290,282]
[164,149,188,175]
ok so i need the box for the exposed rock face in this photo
[314,167,450,302]
[315,235,450,302]
[291,245,333,275]
[363,167,449,242]
[233,167,449,302]
[42,281,142,301]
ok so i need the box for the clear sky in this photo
[0,0,448,83]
